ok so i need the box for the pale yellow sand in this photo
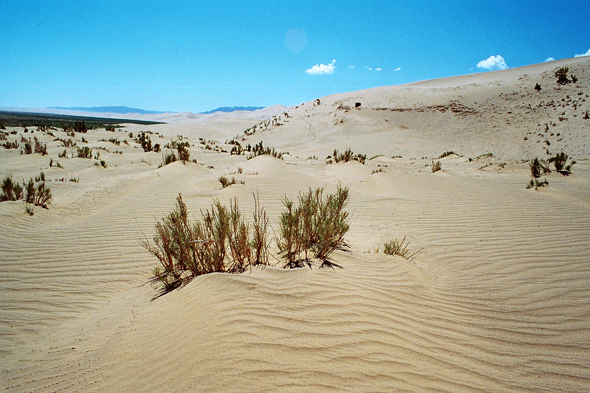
[1,58,590,392]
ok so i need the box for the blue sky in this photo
[1,0,589,113]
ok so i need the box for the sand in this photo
[1,57,590,392]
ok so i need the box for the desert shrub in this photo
[247,141,285,160]
[251,193,269,266]
[100,160,107,168]
[143,194,260,291]
[177,141,190,162]
[277,186,350,268]
[534,83,541,91]
[572,75,578,83]
[33,137,47,155]
[529,157,551,178]
[160,151,177,166]
[77,146,93,158]
[58,149,68,158]
[527,157,551,189]
[555,67,570,85]
[384,236,419,261]
[24,201,34,216]
[2,140,19,149]
[439,151,456,158]
[230,143,244,155]
[1,175,51,207]
[134,131,154,152]
[219,176,244,188]
[526,178,549,190]
[330,148,366,164]
[21,140,33,154]
[1,175,18,201]
[548,152,576,175]
[431,161,442,173]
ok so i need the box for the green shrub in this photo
[143,194,258,292]
[277,186,350,268]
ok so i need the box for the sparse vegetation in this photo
[534,83,541,91]
[247,142,285,160]
[219,176,244,188]
[328,148,366,164]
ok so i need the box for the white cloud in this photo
[367,67,373,71]
[394,67,402,71]
[375,67,382,71]
[545,57,555,62]
[476,55,508,71]
[305,59,336,75]
[574,48,590,57]
[349,65,355,69]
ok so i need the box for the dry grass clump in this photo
[1,174,52,208]
[548,152,576,175]
[77,146,93,159]
[431,160,442,173]
[328,148,366,164]
[383,236,420,262]
[143,193,270,293]
[247,141,285,160]
[277,186,350,269]
[219,176,244,188]
[527,157,550,189]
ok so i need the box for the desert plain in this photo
[1,57,590,392]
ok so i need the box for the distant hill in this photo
[201,106,265,114]
[49,106,167,115]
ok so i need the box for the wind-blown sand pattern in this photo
[1,57,590,392]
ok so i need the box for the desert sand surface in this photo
[1,57,590,392]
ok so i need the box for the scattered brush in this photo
[2,140,19,149]
[438,151,457,159]
[247,141,285,160]
[219,176,244,188]
[1,175,52,207]
[329,148,366,164]
[383,236,420,262]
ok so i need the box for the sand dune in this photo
[1,58,590,392]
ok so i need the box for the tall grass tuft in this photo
[431,161,442,173]
[383,236,420,261]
